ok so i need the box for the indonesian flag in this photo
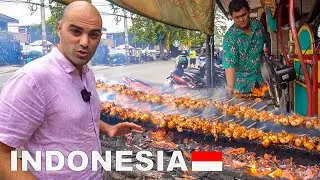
[191,151,223,171]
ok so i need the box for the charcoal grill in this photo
[97,83,320,179]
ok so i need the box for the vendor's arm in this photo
[222,33,239,94]
[99,120,143,137]
[225,68,236,93]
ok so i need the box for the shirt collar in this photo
[232,20,258,35]
[51,47,90,74]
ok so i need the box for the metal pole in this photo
[289,0,312,116]
[123,9,129,64]
[206,35,212,88]
[40,0,47,55]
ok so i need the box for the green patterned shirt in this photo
[222,19,265,93]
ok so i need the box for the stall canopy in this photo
[106,0,215,35]
[53,0,214,35]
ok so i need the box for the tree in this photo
[47,1,65,41]
[214,5,229,49]
[129,15,206,59]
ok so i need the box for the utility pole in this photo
[123,9,129,64]
[40,0,47,55]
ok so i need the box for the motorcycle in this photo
[166,61,206,89]
[122,76,175,94]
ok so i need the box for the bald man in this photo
[0,1,142,179]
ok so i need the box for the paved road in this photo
[94,60,175,84]
[0,60,176,88]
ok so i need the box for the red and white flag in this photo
[191,151,223,171]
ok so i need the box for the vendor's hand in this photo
[107,122,143,137]
[264,47,269,56]
[226,87,234,98]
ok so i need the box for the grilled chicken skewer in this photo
[101,101,320,152]
[97,82,320,130]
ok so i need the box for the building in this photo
[0,13,19,31]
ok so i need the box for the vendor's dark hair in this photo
[228,0,250,16]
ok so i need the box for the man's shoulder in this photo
[251,19,264,29]
[224,24,237,40]
[18,54,55,79]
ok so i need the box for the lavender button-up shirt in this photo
[0,48,102,179]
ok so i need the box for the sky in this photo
[0,0,131,33]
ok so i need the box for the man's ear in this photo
[57,20,62,37]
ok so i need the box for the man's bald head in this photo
[61,1,102,27]
[57,0,103,72]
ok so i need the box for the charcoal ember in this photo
[144,171,165,179]
[103,171,143,180]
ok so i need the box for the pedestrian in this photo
[189,49,197,67]
[222,0,267,95]
[0,1,143,179]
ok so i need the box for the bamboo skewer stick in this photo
[257,126,267,130]
[258,105,268,111]
[192,111,212,118]
[227,119,234,123]
[236,102,246,106]
[215,96,227,102]
[151,105,163,111]
[214,114,225,121]
[203,94,221,101]
[206,114,218,119]
[239,119,248,125]
[250,102,259,108]
[247,122,257,129]
[224,97,236,103]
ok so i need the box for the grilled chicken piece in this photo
[294,136,305,148]
[303,138,316,151]
[262,138,271,147]
[289,116,305,127]
[233,126,245,139]
[278,117,290,126]
[278,132,296,144]
[223,128,233,138]
[140,113,151,122]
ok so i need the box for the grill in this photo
[97,81,320,179]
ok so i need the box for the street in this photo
[0,60,176,88]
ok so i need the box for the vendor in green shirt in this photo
[222,0,266,94]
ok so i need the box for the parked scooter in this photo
[166,60,206,89]
[122,76,175,94]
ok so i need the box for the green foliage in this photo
[214,5,229,48]
[129,15,206,49]
[128,3,227,49]
[129,16,157,46]
[47,1,65,39]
